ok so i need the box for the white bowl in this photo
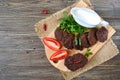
[70,7,109,28]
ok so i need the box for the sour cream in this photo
[70,7,109,28]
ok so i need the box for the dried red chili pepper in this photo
[41,9,49,14]
[43,24,47,31]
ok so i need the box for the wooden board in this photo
[35,0,116,72]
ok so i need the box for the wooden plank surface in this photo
[0,0,120,80]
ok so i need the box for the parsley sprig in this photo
[85,48,93,57]
[58,12,90,35]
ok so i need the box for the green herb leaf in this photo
[79,38,81,46]
[75,38,79,46]
[58,12,91,35]
[75,37,82,46]
[56,27,61,30]
[85,48,93,57]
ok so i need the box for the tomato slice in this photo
[43,37,61,51]
[50,50,69,61]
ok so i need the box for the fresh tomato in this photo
[43,37,61,51]
[50,50,69,61]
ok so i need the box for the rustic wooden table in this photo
[0,0,120,80]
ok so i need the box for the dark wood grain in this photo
[0,0,120,80]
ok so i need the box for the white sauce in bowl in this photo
[71,7,109,28]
